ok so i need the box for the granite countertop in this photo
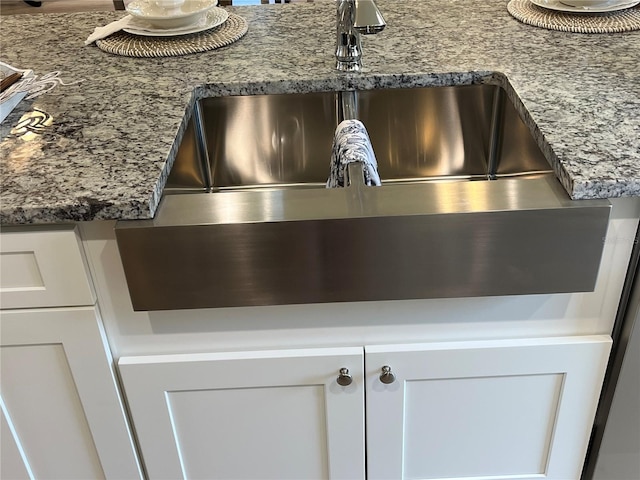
[1,0,639,224]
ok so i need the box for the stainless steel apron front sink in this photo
[116,84,610,311]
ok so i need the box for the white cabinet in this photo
[119,335,611,480]
[0,226,142,480]
[365,336,611,480]
[0,307,142,480]
[119,347,365,480]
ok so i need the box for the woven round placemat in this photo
[96,12,248,57]
[507,0,640,33]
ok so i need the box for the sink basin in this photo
[117,84,610,311]
[166,84,553,192]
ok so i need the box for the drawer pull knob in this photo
[380,365,396,384]
[337,367,353,386]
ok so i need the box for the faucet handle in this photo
[354,0,386,34]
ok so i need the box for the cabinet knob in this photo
[336,367,353,386]
[379,365,396,384]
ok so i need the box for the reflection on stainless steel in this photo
[163,112,207,192]
[359,86,478,181]
[165,85,553,193]
[117,84,611,311]
[340,90,358,121]
[166,90,339,191]
[335,0,386,72]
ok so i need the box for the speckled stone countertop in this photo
[1,0,639,224]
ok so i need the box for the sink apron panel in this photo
[115,178,610,311]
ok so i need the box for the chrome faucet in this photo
[335,0,386,72]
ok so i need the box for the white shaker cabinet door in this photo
[0,307,142,480]
[365,335,612,480]
[119,346,365,480]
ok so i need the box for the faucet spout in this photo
[336,0,386,72]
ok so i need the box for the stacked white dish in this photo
[124,0,228,36]
[530,0,640,12]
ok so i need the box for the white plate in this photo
[124,7,228,36]
[126,0,218,28]
[530,0,640,12]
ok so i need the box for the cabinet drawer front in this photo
[0,227,95,309]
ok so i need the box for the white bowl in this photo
[560,0,613,7]
[126,0,218,29]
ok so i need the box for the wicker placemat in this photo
[507,0,640,33]
[96,12,248,57]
